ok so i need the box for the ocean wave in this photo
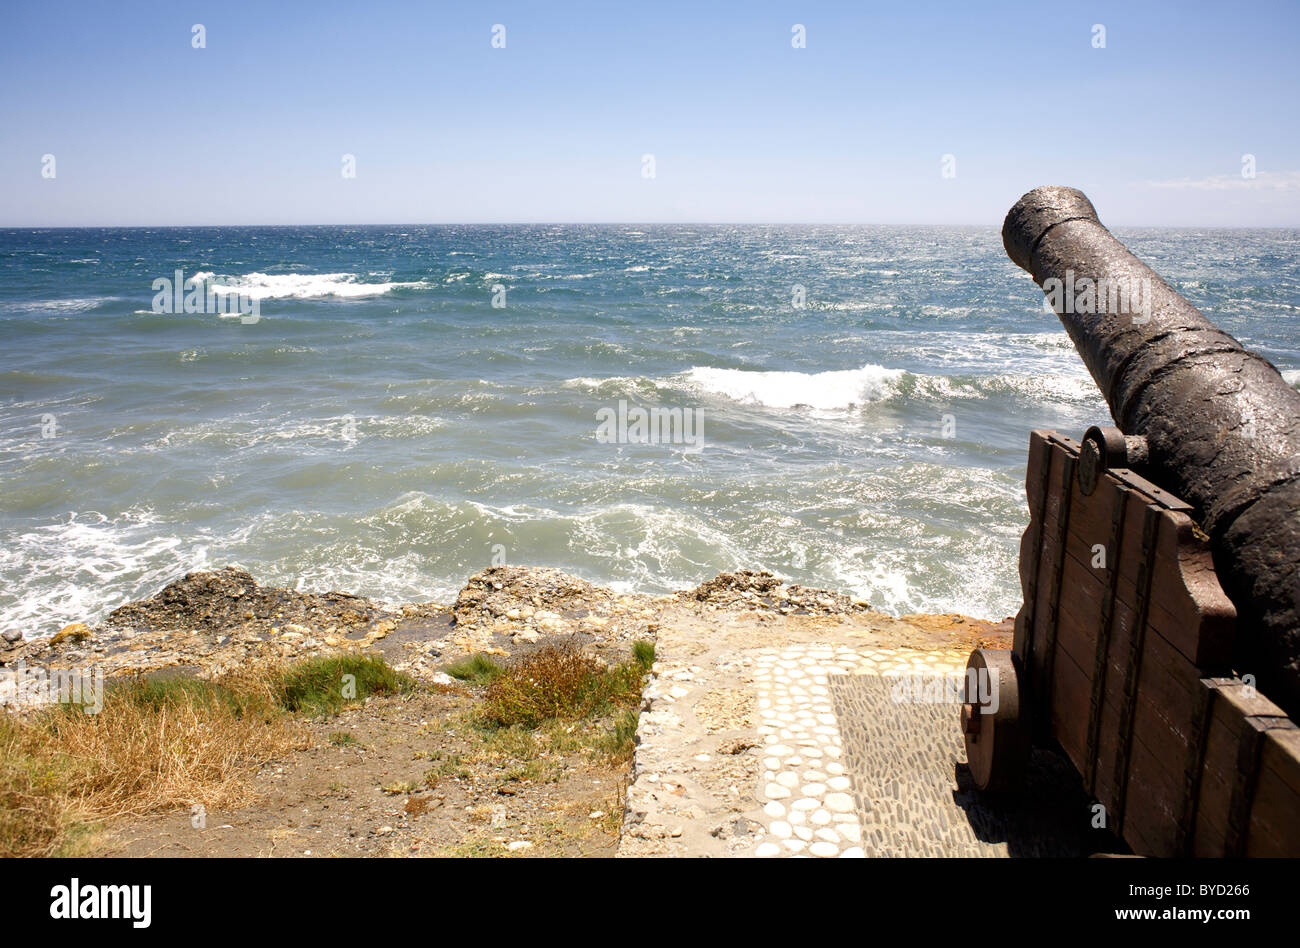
[189,271,430,300]
[563,363,1101,413]
[1283,368,1300,388]
[683,364,906,410]
[16,296,120,313]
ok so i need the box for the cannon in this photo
[961,187,1300,856]
[1004,186,1300,716]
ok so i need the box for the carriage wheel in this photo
[961,649,1030,792]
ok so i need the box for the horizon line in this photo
[4,221,1299,230]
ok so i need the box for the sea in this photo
[2,225,1297,637]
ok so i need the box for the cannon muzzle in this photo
[1003,186,1300,718]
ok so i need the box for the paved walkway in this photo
[619,605,1097,857]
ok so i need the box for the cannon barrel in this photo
[1003,186,1300,719]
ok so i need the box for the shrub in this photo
[479,641,647,729]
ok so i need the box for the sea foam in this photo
[683,364,906,410]
[189,271,428,300]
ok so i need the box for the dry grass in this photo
[0,718,83,857]
[0,666,301,857]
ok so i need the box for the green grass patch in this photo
[597,708,641,762]
[443,653,505,686]
[632,640,656,669]
[275,654,416,716]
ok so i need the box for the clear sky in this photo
[2,0,1298,226]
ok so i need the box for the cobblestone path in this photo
[619,608,1100,857]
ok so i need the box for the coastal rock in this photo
[452,566,615,630]
[678,570,870,616]
[50,623,92,646]
[105,566,384,635]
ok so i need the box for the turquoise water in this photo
[2,225,1297,636]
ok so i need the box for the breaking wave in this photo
[673,364,1100,412]
[189,271,430,300]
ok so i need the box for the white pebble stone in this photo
[840,847,865,858]
[765,757,781,770]
[839,824,862,843]
[815,828,840,843]
[801,783,827,797]
[802,770,826,783]
[777,772,799,788]
[825,793,854,813]
[788,809,806,825]
[770,821,792,839]
[794,826,813,841]
[810,842,839,857]
[764,801,785,817]
[791,798,818,811]
[765,784,790,799]
[827,776,851,790]
[782,839,806,852]
[756,843,781,857]
[810,809,832,826]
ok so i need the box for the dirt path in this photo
[100,686,628,858]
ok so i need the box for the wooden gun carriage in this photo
[961,425,1300,857]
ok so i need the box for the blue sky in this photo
[2,0,1298,225]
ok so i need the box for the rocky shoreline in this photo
[0,566,1012,712]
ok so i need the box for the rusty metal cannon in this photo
[961,187,1300,856]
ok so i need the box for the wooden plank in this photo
[1192,711,1234,856]
[1061,501,1233,670]
[1016,431,1055,666]
[1191,681,1290,855]
[1244,728,1300,856]
[1122,729,1183,856]
[1047,635,1094,765]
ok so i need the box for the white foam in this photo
[190,271,428,300]
[1283,368,1300,388]
[20,296,119,313]
[683,364,906,411]
[0,509,215,638]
